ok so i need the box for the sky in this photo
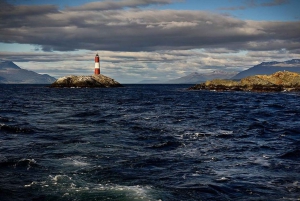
[0,0,299,83]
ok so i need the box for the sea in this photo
[0,84,299,201]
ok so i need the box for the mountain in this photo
[138,79,164,84]
[0,60,56,84]
[231,59,300,80]
[168,71,238,84]
[168,72,206,84]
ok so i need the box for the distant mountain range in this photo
[167,59,300,84]
[167,71,238,84]
[138,79,164,84]
[2,59,299,84]
[0,61,56,84]
[232,59,300,80]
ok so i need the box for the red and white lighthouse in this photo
[94,53,100,75]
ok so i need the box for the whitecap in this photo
[50,174,72,182]
[69,159,89,166]
[215,177,231,182]
[93,184,156,201]
[60,156,90,167]
[218,130,233,135]
[250,157,270,167]
[25,175,158,201]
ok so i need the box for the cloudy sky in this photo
[0,0,299,83]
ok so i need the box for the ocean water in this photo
[0,84,299,201]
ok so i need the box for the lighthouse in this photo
[94,53,100,75]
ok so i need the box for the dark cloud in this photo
[66,0,174,11]
[261,0,289,7]
[0,0,14,11]
[0,0,299,53]
[0,0,60,29]
[219,0,290,10]
[0,1,58,17]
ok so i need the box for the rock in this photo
[189,71,300,92]
[50,74,123,88]
[205,79,239,87]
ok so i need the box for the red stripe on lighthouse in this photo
[95,68,100,74]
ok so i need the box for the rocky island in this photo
[189,71,300,92]
[50,74,123,88]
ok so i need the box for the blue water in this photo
[0,84,299,201]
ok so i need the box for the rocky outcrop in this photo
[189,71,300,92]
[50,74,123,88]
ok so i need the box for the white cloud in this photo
[1,47,298,83]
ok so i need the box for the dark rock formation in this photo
[50,74,123,88]
[189,71,300,92]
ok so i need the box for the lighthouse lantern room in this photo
[94,53,100,75]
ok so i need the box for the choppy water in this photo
[0,84,299,201]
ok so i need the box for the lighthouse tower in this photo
[94,53,100,75]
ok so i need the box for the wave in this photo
[72,111,99,118]
[62,139,89,144]
[0,158,38,170]
[25,174,157,201]
[0,123,34,134]
[280,149,300,160]
[149,140,183,150]
[0,116,10,122]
